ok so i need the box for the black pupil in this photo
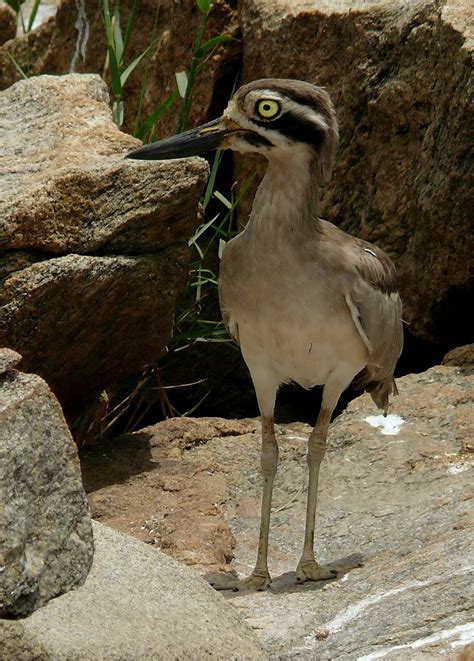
[263,104,271,112]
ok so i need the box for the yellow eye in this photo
[256,99,281,119]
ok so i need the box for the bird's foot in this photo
[296,560,337,584]
[208,570,271,592]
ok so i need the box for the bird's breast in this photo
[219,236,368,387]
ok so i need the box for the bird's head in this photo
[126,79,339,183]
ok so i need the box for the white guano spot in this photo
[365,414,405,435]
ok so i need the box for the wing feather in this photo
[343,237,403,412]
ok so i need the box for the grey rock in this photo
[0,0,240,137]
[0,74,209,415]
[0,347,21,374]
[0,369,93,616]
[238,0,473,344]
[82,366,474,658]
[0,521,268,660]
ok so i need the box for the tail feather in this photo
[352,369,399,415]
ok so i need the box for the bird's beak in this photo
[125,116,243,161]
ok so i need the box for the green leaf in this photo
[203,150,223,209]
[26,0,41,32]
[175,71,188,98]
[108,47,122,97]
[135,90,180,141]
[213,190,232,209]
[6,51,28,79]
[196,0,210,13]
[4,0,22,13]
[124,0,140,51]
[113,3,124,66]
[102,0,114,47]
[113,99,124,127]
[195,34,233,59]
[120,47,151,87]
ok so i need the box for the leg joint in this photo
[307,434,326,464]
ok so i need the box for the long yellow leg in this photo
[251,416,278,585]
[210,416,278,591]
[296,400,338,583]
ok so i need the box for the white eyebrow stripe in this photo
[284,99,330,130]
[257,91,330,131]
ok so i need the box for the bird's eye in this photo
[256,99,281,119]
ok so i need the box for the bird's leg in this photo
[210,415,278,592]
[296,392,339,584]
[249,415,279,587]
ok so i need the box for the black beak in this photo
[125,116,242,161]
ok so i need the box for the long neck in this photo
[246,154,322,244]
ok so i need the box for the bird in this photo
[126,79,404,591]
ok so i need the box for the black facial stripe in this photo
[276,89,326,117]
[241,131,274,148]
[251,112,325,149]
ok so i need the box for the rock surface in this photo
[0,0,239,135]
[0,74,208,415]
[0,360,93,616]
[238,0,473,345]
[82,366,474,658]
[442,343,474,369]
[0,521,267,660]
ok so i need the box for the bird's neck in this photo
[247,155,322,240]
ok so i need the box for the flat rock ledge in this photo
[82,366,474,659]
[0,522,267,660]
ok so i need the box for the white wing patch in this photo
[344,293,373,353]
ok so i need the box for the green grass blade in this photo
[123,0,140,51]
[7,51,28,79]
[120,46,151,87]
[113,3,124,66]
[26,0,41,32]
[202,150,224,209]
[108,47,122,97]
[4,0,21,12]
[213,190,232,209]
[102,0,114,48]
[195,34,233,59]
[113,99,124,127]
[135,90,180,141]
[196,0,210,13]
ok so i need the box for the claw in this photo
[209,572,272,592]
[296,561,337,584]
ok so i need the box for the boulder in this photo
[0,1,16,46]
[0,0,240,135]
[238,0,473,345]
[0,521,268,660]
[0,74,209,415]
[442,342,474,368]
[81,365,474,657]
[0,351,94,616]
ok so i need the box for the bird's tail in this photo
[352,370,399,415]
